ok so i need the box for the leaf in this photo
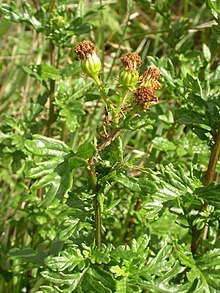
[87,266,116,292]
[206,0,220,21]
[29,161,73,207]
[152,136,176,152]
[23,64,60,81]
[77,142,96,159]
[114,173,157,194]
[60,108,80,133]
[41,270,86,288]
[38,286,60,293]
[26,157,64,179]
[45,247,84,271]
[84,271,113,293]
[195,183,220,208]
[9,244,47,266]
[25,135,69,156]
[59,219,80,241]
[203,43,211,62]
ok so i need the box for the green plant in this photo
[0,0,220,292]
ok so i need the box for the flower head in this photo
[139,65,160,90]
[118,52,141,87]
[74,40,96,60]
[133,85,158,110]
[74,40,101,78]
[120,52,141,72]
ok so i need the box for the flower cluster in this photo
[74,40,161,111]
[134,65,160,110]
[118,51,160,110]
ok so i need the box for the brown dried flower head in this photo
[134,85,158,110]
[74,40,101,77]
[74,40,96,60]
[139,65,160,90]
[120,52,141,72]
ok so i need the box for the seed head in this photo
[74,40,101,77]
[74,40,96,60]
[139,66,160,90]
[133,85,158,110]
[120,52,141,72]
[119,52,141,87]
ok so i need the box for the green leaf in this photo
[59,219,80,241]
[84,270,113,293]
[152,136,176,152]
[77,142,96,159]
[46,247,84,271]
[68,156,87,169]
[206,0,220,21]
[203,43,211,62]
[195,183,220,208]
[87,266,116,292]
[38,286,60,293]
[25,135,69,156]
[26,157,64,178]
[23,64,60,80]
[41,270,86,288]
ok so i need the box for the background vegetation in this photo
[0,0,220,292]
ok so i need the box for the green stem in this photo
[94,196,102,248]
[88,159,101,249]
[114,87,127,124]
[93,75,114,112]
[47,41,56,137]
[191,125,220,254]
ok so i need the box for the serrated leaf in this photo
[41,270,85,288]
[27,157,64,178]
[87,266,116,291]
[59,219,80,241]
[46,247,84,271]
[84,271,113,293]
[114,173,141,192]
[25,135,69,156]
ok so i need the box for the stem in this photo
[204,126,220,185]
[47,41,56,136]
[114,87,127,124]
[93,75,114,112]
[94,196,102,248]
[88,159,101,248]
[46,0,57,136]
[191,125,220,254]
[31,0,40,10]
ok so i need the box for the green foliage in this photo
[0,0,220,292]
